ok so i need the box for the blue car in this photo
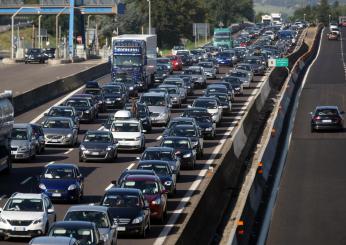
[38,163,84,202]
[215,52,233,66]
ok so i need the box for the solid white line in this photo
[45,161,55,167]
[64,148,74,155]
[30,85,86,124]
[105,183,114,191]
[20,177,32,185]
[98,126,105,131]
[0,195,6,200]
[156,135,162,141]
[153,124,234,245]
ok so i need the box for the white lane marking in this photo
[30,85,86,123]
[98,126,105,131]
[64,148,74,155]
[257,28,325,243]
[340,31,346,79]
[153,124,234,245]
[104,162,136,191]
[0,195,6,200]
[156,135,162,141]
[45,161,55,167]
[20,177,32,185]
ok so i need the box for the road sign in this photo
[268,58,288,67]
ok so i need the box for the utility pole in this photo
[32,24,35,48]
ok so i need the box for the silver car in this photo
[159,84,183,107]
[228,69,252,88]
[198,62,217,79]
[10,123,38,160]
[139,92,171,126]
[183,66,207,88]
[64,205,118,245]
[42,117,78,147]
[163,77,187,101]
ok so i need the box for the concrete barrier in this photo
[165,30,315,245]
[221,26,323,245]
[13,62,110,115]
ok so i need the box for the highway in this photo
[266,28,346,244]
[0,66,268,244]
[0,60,105,96]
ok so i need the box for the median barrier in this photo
[13,61,110,115]
[167,29,317,245]
[221,25,323,245]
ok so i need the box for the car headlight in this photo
[39,183,46,190]
[18,145,29,152]
[106,146,113,151]
[84,110,90,114]
[183,153,191,158]
[100,233,109,241]
[68,184,77,190]
[205,127,213,131]
[33,218,43,224]
[80,145,86,151]
[0,216,7,224]
[129,86,134,90]
[152,197,161,205]
[116,97,122,100]
[135,136,141,141]
[164,181,172,186]
[159,113,166,118]
[132,216,144,224]
[66,133,72,138]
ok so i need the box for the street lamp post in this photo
[38,15,42,49]
[56,7,67,59]
[147,0,151,34]
[304,13,306,22]
[329,14,331,26]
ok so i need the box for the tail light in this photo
[313,116,321,120]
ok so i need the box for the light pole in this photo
[38,15,42,49]
[147,0,151,34]
[304,13,306,22]
[329,14,331,26]
[56,7,67,59]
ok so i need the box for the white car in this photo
[0,193,56,239]
[192,97,223,124]
[110,119,145,151]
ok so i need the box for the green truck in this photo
[213,28,233,49]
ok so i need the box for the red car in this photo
[121,175,168,222]
[167,55,183,71]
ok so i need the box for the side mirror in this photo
[44,113,48,116]
[218,106,223,109]
[162,188,169,194]
[47,208,55,214]
[136,156,140,160]
[111,180,117,186]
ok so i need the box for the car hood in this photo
[207,108,218,114]
[73,107,90,112]
[197,121,212,129]
[148,106,166,113]
[108,207,140,220]
[0,211,44,221]
[11,140,29,148]
[40,178,77,190]
[112,132,141,139]
[144,194,161,202]
[82,142,111,150]
[43,128,72,135]
[203,67,213,72]
[99,228,111,237]
[104,94,122,99]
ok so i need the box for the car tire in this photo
[79,155,85,162]
[44,222,49,235]
[311,127,315,133]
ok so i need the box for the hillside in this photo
[254,0,341,8]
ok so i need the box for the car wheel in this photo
[114,151,118,160]
[44,222,49,234]
[160,209,167,224]
[79,155,85,162]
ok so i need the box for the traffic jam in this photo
[0,23,302,245]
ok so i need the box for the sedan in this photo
[159,84,183,108]
[228,69,252,88]
[100,188,150,237]
[163,117,198,137]
[192,97,223,124]
[137,160,177,195]
[222,76,244,95]
[198,61,217,79]
[183,66,207,88]
[310,106,344,132]
[38,163,84,202]
[64,97,96,123]
[187,113,216,139]
[207,93,232,114]
[44,106,80,132]
[79,131,118,162]
[102,84,127,109]
[42,117,78,147]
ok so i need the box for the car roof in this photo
[142,92,166,97]
[50,106,74,110]
[66,205,109,213]
[171,124,196,129]
[171,117,194,122]
[138,160,170,165]
[106,187,142,195]
[12,192,44,199]
[315,106,339,110]
[86,130,111,135]
[53,221,95,228]
[145,146,174,152]
[124,174,160,181]
[45,163,78,169]
[112,119,139,124]
[162,136,190,141]
[207,84,227,88]
[44,117,73,121]
[13,123,30,128]
[30,236,76,244]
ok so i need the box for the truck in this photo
[213,28,233,49]
[271,13,282,26]
[111,34,157,91]
[261,15,272,25]
[0,91,14,174]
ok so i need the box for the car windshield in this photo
[194,100,217,109]
[28,49,40,54]
[223,77,241,85]
[11,128,28,140]
[164,80,183,87]
[44,167,75,179]
[102,194,140,208]
[142,151,173,161]
[140,96,166,106]
[43,119,71,129]
[157,59,170,64]
[230,72,247,78]
[161,87,178,94]
[48,108,73,117]
[315,109,339,116]
[207,87,226,93]
[85,89,101,95]
[49,227,94,245]
[168,120,193,128]
[184,69,201,75]
[103,87,121,94]
[218,53,230,58]
[114,55,142,67]
[199,63,212,68]
[111,122,139,132]
[4,198,43,212]
[84,133,111,143]
[122,181,159,195]
[64,211,109,228]
[138,164,170,176]
[195,116,212,123]
[66,100,89,108]
[171,127,197,137]
[161,139,190,149]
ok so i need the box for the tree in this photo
[317,0,330,25]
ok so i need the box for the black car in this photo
[163,117,198,137]
[64,97,96,123]
[102,84,126,109]
[212,81,235,101]
[181,107,210,117]
[113,77,139,97]
[48,221,102,245]
[154,65,170,83]
[117,169,157,186]
[79,131,118,162]
[86,80,100,89]
[243,57,266,75]
[100,188,150,237]
[84,88,106,113]
[168,125,203,159]
[43,48,56,59]
[206,93,232,114]
[171,74,194,95]
[160,136,196,169]
[137,160,177,195]
[25,48,45,64]
[187,113,216,139]
[71,94,99,118]
[222,76,244,95]
[310,106,344,132]
[205,84,231,101]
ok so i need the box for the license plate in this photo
[91,152,99,155]
[13,226,26,231]
[11,151,16,154]
[52,193,61,197]
[51,139,59,143]
[117,226,126,231]
[322,120,332,123]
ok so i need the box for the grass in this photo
[0,27,56,51]
[160,38,212,56]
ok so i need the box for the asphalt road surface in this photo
[0,65,269,245]
[266,28,346,244]
[0,60,105,96]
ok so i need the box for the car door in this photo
[44,197,55,225]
